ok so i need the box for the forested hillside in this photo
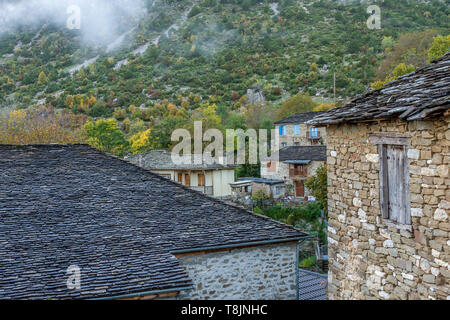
[0,0,449,155]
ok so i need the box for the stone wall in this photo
[326,116,449,300]
[176,242,298,300]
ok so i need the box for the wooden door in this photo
[177,173,183,183]
[295,181,304,197]
[185,174,190,186]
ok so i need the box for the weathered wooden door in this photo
[386,145,407,224]
[295,181,304,197]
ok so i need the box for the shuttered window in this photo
[370,133,412,228]
[198,173,205,187]
[294,124,300,135]
[370,133,412,227]
[379,144,411,225]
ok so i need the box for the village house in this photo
[0,144,311,300]
[274,111,327,148]
[308,52,450,300]
[125,149,237,198]
[261,146,327,199]
[230,177,286,208]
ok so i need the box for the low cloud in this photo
[0,0,147,46]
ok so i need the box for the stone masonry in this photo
[176,242,298,300]
[326,116,449,300]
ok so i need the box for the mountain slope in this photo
[0,0,449,116]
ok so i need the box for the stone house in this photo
[261,146,327,199]
[0,144,311,300]
[126,150,237,198]
[308,52,450,300]
[274,111,327,148]
[230,177,286,208]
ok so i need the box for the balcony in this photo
[190,186,214,196]
[308,132,321,140]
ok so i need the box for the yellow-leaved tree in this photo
[0,106,86,144]
[128,129,152,155]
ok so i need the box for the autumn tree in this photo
[83,119,129,157]
[276,93,317,120]
[375,29,439,80]
[0,106,86,144]
[37,71,49,85]
[428,34,450,61]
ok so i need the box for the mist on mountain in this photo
[0,0,147,46]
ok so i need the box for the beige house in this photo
[261,146,326,199]
[274,112,327,148]
[309,52,450,300]
[126,150,237,198]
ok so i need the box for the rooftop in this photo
[126,149,238,170]
[308,52,450,125]
[0,144,307,299]
[263,146,327,162]
[274,111,327,125]
[236,177,285,185]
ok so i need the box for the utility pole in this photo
[333,71,336,105]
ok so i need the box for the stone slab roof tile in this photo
[274,111,327,125]
[263,146,327,162]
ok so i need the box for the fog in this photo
[0,0,147,46]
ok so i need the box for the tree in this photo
[37,71,48,85]
[305,165,328,216]
[83,119,129,157]
[129,129,151,155]
[0,106,86,144]
[371,63,415,90]
[277,93,317,120]
[428,34,450,61]
[376,29,439,80]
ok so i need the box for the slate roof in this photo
[0,144,307,300]
[263,146,327,162]
[274,111,327,125]
[126,149,238,170]
[236,177,285,185]
[308,52,450,125]
[298,269,327,300]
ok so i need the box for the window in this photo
[294,164,306,176]
[370,133,411,228]
[281,142,287,148]
[279,125,286,136]
[310,127,319,138]
[198,173,205,187]
[294,124,300,135]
